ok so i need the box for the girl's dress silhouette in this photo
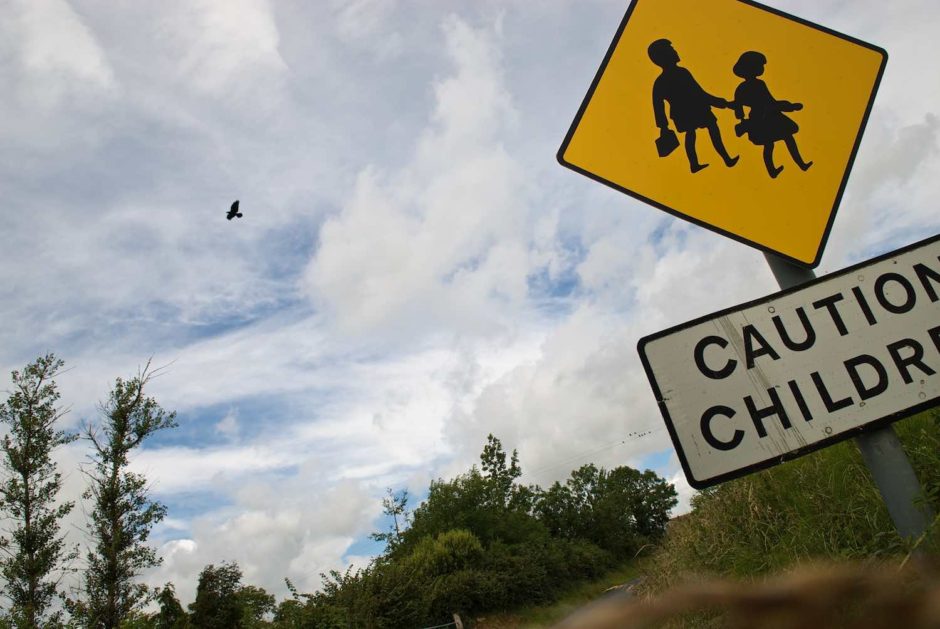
[732,51,812,178]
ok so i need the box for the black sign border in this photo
[557,0,888,269]
[637,232,940,489]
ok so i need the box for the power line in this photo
[523,427,665,482]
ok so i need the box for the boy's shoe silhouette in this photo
[724,155,740,167]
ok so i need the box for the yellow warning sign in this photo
[558,0,886,267]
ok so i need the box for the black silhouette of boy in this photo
[649,39,738,173]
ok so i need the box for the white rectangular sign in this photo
[639,234,940,488]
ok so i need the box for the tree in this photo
[400,436,544,552]
[616,467,679,538]
[479,434,521,509]
[154,584,187,629]
[189,562,248,629]
[75,362,177,628]
[369,488,410,553]
[236,585,275,628]
[0,354,78,628]
[533,464,678,556]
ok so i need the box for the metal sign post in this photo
[764,251,933,539]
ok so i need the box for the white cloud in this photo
[303,16,532,341]
[215,407,240,439]
[148,478,379,605]
[133,446,294,495]
[668,468,696,516]
[333,0,403,58]
[2,0,116,108]
[159,0,287,103]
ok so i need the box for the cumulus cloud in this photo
[1,0,116,109]
[146,478,379,604]
[158,0,288,105]
[303,16,533,341]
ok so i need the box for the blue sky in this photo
[1,0,938,605]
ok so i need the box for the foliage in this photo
[644,410,940,593]
[368,488,410,554]
[271,577,345,629]
[237,585,276,628]
[72,362,178,629]
[117,585,188,629]
[479,434,522,509]
[154,584,188,629]
[0,354,78,628]
[293,434,677,628]
[535,464,678,558]
[188,562,275,629]
[189,562,243,629]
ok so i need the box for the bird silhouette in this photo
[227,200,243,220]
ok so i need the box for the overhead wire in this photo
[522,426,666,482]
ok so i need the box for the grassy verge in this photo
[473,559,647,628]
[643,410,940,594]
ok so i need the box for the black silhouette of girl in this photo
[731,51,812,178]
[649,39,739,173]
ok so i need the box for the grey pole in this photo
[763,252,933,539]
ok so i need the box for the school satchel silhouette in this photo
[656,128,680,157]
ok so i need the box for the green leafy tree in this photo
[154,583,188,629]
[479,434,522,509]
[190,562,274,629]
[0,354,78,628]
[617,467,680,538]
[369,488,410,553]
[271,579,307,628]
[533,480,578,539]
[534,464,677,556]
[74,363,177,628]
[236,585,275,628]
[189,563,242,629]
[399,436,546,556]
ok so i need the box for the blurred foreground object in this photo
[552,559,940,629]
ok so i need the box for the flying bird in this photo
[227,200,243,220]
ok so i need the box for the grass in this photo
[642,410,940,594]
[473,559,646,628]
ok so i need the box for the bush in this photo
[559,539,614,582]
[406,529,484,577]
[426,569,493,621]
